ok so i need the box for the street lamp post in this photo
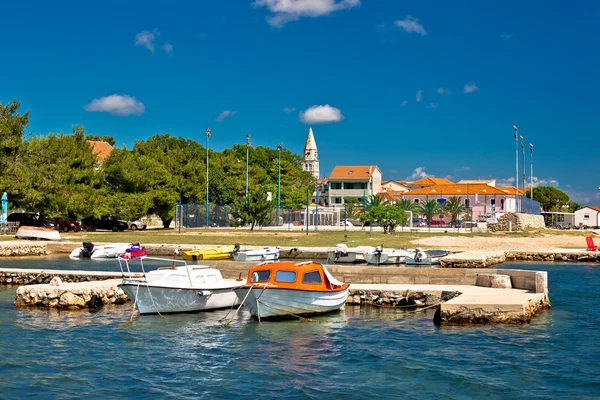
[513,126,519,212]
[245,134,251,200]
[277,142,282,226]
[521,135,525,209]
[205,128,211,228]
[530,143,534,201]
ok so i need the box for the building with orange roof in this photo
[87,140,113,164]
[402,180,539,223]
[326,165,382,206]
[382,180,409,193]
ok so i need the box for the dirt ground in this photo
[414,233,592,252]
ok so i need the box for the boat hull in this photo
[326,250,364,263]
[364,252,410,265]
[404,256,439,265]
[119,283,240,314]
[235,287,349,319]
[181,246,235,261]
[15,226,61,241]
[69,243,129,259]
[232,248,280,262]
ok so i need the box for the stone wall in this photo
[0,243,47,257]
[0,269,132,285]
[488,213,545,232]
[506,251,600,263]
[346,289,460,308]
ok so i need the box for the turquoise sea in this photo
[1,257,599,399]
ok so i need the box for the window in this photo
[275,270,297,283]
[437,198,446,205]
[414,199,419,204]
[500,199,505,210]
[250,270,271,282]
[303,270,322,284]
[309,164,312,170]
[334,197,342,204]
[205,274,219,284]
[194,276,206,285]
[465,199,470,207]
[330,182,341,190]
[491,199,496,207]
[584,214,590,220]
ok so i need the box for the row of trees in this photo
[358,196,470,234]
[0,100,314,228]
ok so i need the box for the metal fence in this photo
[518,196,541,215]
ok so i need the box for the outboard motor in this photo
[375,245,383,266]
[334,243,348,261]
[232,243,241,255]
[81,242,94,258]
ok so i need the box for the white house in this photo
[574,206,600,228]
[327,165,382,205]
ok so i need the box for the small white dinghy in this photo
[69,242,130,259]
[118,253,245,315]
[232,246,280,262]
[15,226,61,241]
[327,244,375,263]
[364,246,414,265]
[404,248,448,266]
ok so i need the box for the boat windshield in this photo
[250,270,271,283]
[302,270,322,285]
[274,270,296,283]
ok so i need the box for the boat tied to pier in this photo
[69,242,130,259]
[118,252,245,315]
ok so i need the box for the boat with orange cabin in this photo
[234,261,349,320]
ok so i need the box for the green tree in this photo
[442,196,463,221]
[363,203,408,234]
[0,100,29,192]
[85,133,116,146]
[528,186,570,212]
[229,185,274,230]
[418,199,441,225]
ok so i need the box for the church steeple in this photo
[303,127,319,180]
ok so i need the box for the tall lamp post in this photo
[513,126,519,212]
[205,128,211,228]
[530,143,534,201]
[245,134,251,200]
[521,135,525,209]
[277,142,282,226]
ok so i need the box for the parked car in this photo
[428,219,446,227]
[54,217,81,232]
[7,212,56,228]
[448,220,463,228]
[81,215,128,232]
[412,218,426,227]
[127,220,147,231]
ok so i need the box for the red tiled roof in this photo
[585,206,600,212]
[410,177,455,187]
[88,140,113,163]
[403,184,516,196]
[329,166,380,180]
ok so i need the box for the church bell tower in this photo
[303,127,319,180]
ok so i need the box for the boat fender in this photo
[197,290,212,297]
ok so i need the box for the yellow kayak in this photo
[182,245,236,261]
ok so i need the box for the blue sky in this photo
[2,0,599,204]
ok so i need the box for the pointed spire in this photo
[304,127,317,151]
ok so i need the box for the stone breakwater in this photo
[14,278,129,310]
[346,289,460,308]
[0,242,48,257]
[0,268,132,285]
[506,251,600,263]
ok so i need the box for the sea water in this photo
[0,258,599,399]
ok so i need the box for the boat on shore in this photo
[234,261,349,320]
[232,246,280,262]
[118,255,245,315]
[69,242,130,259]
[182,244,236,261]
[404,248,449,266]
[14,226,61,241]
[364,246,414,265]
[327,244,375,263]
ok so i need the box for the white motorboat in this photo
[404,248,448,266]
[118,255,245,315]
[364,246,414,265]
[232,246,280,262]
[327,244,375,263]
[234,261,349,320]
[69,242,130,259]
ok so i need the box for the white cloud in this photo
[436,87,450,96]
[135,31,156,53]
[500,33,514,40]
[401,100,408,107]
[216,110,236,122]
[416,90,422,102]
[300,104,344,124]
[529,176,559,188]
[162,43,173,55]
[427,102,439,109]
[464,83,480,93]
[84,94,145,116]
[283,107,296,113]
[406,167,432,181]
[254,0,360,27]
[394,15,426,36]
